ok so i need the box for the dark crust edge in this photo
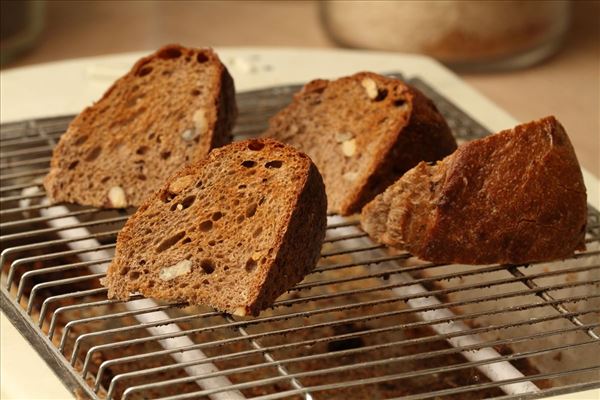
[247,162,327,315]
[342,82,457,215]
[211,63,237,149]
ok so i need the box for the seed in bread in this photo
[361,116,587,265]
[43,44,237,209]
[264,72,457,216]
[104,138,327,316]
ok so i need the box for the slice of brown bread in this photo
[104,138,327,316]
[263,72,457,216]
[44,44,237,209]
[361,116,587,265]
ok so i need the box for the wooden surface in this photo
[4,0,599,177]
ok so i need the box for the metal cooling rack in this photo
[1,75,599,400]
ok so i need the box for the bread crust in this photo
[352,77,457,214]
[264,72,456,216]
[362,116,587,265]
[249,162,327,313]
[43,44,237,208]
[104,138,327,316]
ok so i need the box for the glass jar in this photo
[320,0,570,71]
[0,1,45,66]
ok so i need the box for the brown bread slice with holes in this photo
[43,44,237,209]
[264,72,457,216]
[104,138,327,316]
[361,116,588,265]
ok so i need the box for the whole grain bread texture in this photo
[104,138,327,316]
[361,116,587,265]
[264,72,457,216]
[44,44,237,209]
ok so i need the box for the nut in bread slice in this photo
[264,72,457,215]
[44,44,237,209]
[361,116,587,265]
[104,139,327,316]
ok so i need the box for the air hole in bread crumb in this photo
[248,141,265,151]
[203,279,209,284]
[160,151,172,160]
[199,220,213,232]
[140,259,146,265]
[138,66,153,77]
[125,97,139,108]
[197,52,209,63]
[224,266,230,271]
[85,146,102,162]
[245,258,257,272]
[162,70,173,77]
[129,271,140,280]
[233,199,240,206]
[236,215,245,224]
[179,282,188,288]
[265,160,283,169]
[182,237,191,244]
[192,283,200,289]
[394,98,406,107]
[375,89,388,102]
[74,135,89,146]
[100,176,110,184]
[212,211,223,221]
[137,174,147,181]
[160,191,175,203]
[246,203,258,218]
[68,160,79,170]
[242,160,256,168]
[120,267,130,275]
[158,47,182,59]
[180,195,196,209]
[238,184,247,189]
[208,240,216,246]
[196,180,203,188]
[147,280,155,288]
[200,259,215,274]
[253,226,263,238]
[136,146,149,155]
[156,231,186,252]
[191,89,201,96]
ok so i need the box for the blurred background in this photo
[1,0,598,174]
